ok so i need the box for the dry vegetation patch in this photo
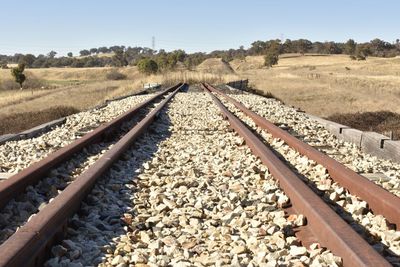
[0,66,239,134]
[233,55,400,117]
[0,106,79,135]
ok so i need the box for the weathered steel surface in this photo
[0,84,182,209]
[203,84,390,267]
[0,84,185,267]
[203,83,400,229]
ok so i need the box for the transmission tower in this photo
[152,36,155,50]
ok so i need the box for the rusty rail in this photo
[0,83,182,209]
[203,83,400,229]
[0,83,185,267]
[202,84,390,267]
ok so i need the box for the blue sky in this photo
[0,0,399,56]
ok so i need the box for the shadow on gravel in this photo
[44,104,173,266]
[238,117,400,264]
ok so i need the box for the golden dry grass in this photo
[0,66,238,121]
[4,53,398,128]
[232,55,400,117]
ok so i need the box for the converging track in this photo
[0,83,185,266]
[0,83,399,266]
[202,83,400,266]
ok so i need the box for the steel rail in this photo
[0,83,182,209]
[203,83,400,229]
[203,84,390,267]
[0,83,186,267]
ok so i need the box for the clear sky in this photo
[0,0,399,56]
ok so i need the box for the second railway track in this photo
[0,83,399,266]
[203,83,400,266]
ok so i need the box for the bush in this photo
[106,70,127,80]
[264,50,279,68]
[137,58,158,75]
[11,63,26,89]
[264,41,281,68]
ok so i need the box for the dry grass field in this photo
[1,54,400,136]
[231,54,400,117]
[0,66,238,134]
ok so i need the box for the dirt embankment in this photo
[196,58,234,74]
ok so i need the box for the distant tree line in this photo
[1,38,400,71]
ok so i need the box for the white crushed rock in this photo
[0,93,165,245]
[0,94,153,174]
[223,93,400,265]
[231,94,400,196]
[44,92,341,267]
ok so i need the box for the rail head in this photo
[0,83,182,210]
[202,83,400,229]
[0,83,186,267]
[202,84,390,267]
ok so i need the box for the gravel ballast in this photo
[224,93,400,265]
[44,92,340,267]
[4,87,400,266]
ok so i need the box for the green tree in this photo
[112,49,128,67]
[295,39,312,55]
[67,52,73,57]
[345,39,356,55]
[137,58,158,75]
[11,63,26,90]
[249,40,267,55]
[20,54,36,67]
[48,51,57,58]
[264,41,280,67]
[355,44,370,60]
[79,50,90,56]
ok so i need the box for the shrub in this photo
[106,70,127,80]
[137,58,158,75]
[10,63,26,89]
[264,47,279,68]
[264,52,279,68]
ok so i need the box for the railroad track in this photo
[0,83,185,266]
[0,83,399,266]
[202,83,400,266]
